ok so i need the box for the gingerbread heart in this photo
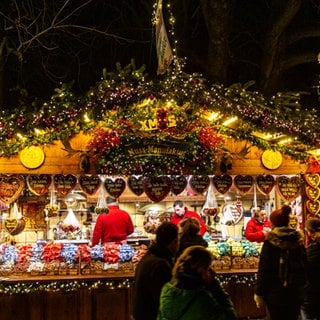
[306,200,320,215]
[127,176,144,196]
[256,175,275,195]
[171,175,187,195]
[212,175,232,194]
[305,174,320,188]
[189,175,210,195]
[143,176,171,202]
[53,174,77,196]
[276,176,301,201]
[4,217,26,235]
[104,177,126,199]
[27,174,52,196]
[234,175,253,194]
[79,175,101,195]
[306,185,320,201]
[0,175,25,204]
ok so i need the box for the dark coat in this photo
[255,227,307,320]
[133,243,175,320]
[301,239,320,318]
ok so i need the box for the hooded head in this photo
[270,205,291,227]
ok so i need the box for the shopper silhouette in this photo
[133,222,179,320]
[254,205,307,320]
[157,245,236,320]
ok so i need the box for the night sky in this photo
[1,0,319,108]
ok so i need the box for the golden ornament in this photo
[261,150,282,170]
[20,146,45,169]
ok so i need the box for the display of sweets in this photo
[207,239,262,269]
[0,239,261,275]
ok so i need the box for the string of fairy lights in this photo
[0,274,256,295]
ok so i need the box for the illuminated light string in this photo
[0,274,256,295]
[0,2,317,164]
[0,279,133,295]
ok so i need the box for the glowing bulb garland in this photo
[0,275,256,295]
[0,60,318,171]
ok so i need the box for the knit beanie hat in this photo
[270,205,291,227]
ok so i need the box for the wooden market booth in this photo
[0,130,311,320]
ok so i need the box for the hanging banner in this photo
[155,0,173,74]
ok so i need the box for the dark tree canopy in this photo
[0,0,319,109]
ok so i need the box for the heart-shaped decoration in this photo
[234,175,253,194]
[53,174,77,196]
[256,175,275,195]
[127,176,144,196]
[306,200,320,215]
[171,175,188,195]
[305,174,320,188]
[4,217,26,235]
[27,174,52,196]
[306,185,320,201]
[143,176,172,202]
[276,176,301,201]
[212,175,233,194]
[189,175,210,195]
[0,175,25,204]
[79,175,101,195]
[104,177,126,199]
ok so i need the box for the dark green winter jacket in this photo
[157,273,236,320]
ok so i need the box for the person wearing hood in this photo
[133,222,179,320]
[301,217,320,320]
[254,205,307,320]
[157,245,236,320]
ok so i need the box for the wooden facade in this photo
[0,270,265,320]
[0,133,308,320]
[0,133,308,176]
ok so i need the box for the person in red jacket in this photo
[245,208,271,242]
[91,197,134,246]
[170,200,207,236]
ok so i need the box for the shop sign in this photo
[126,140,188,158]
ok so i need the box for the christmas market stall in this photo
[0,59,319,319]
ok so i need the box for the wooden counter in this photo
[0,270,265,320]
[216,269,266,319]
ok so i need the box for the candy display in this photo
[0,239,261,275]
[208,239,262,270]
[119,244,135,262]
